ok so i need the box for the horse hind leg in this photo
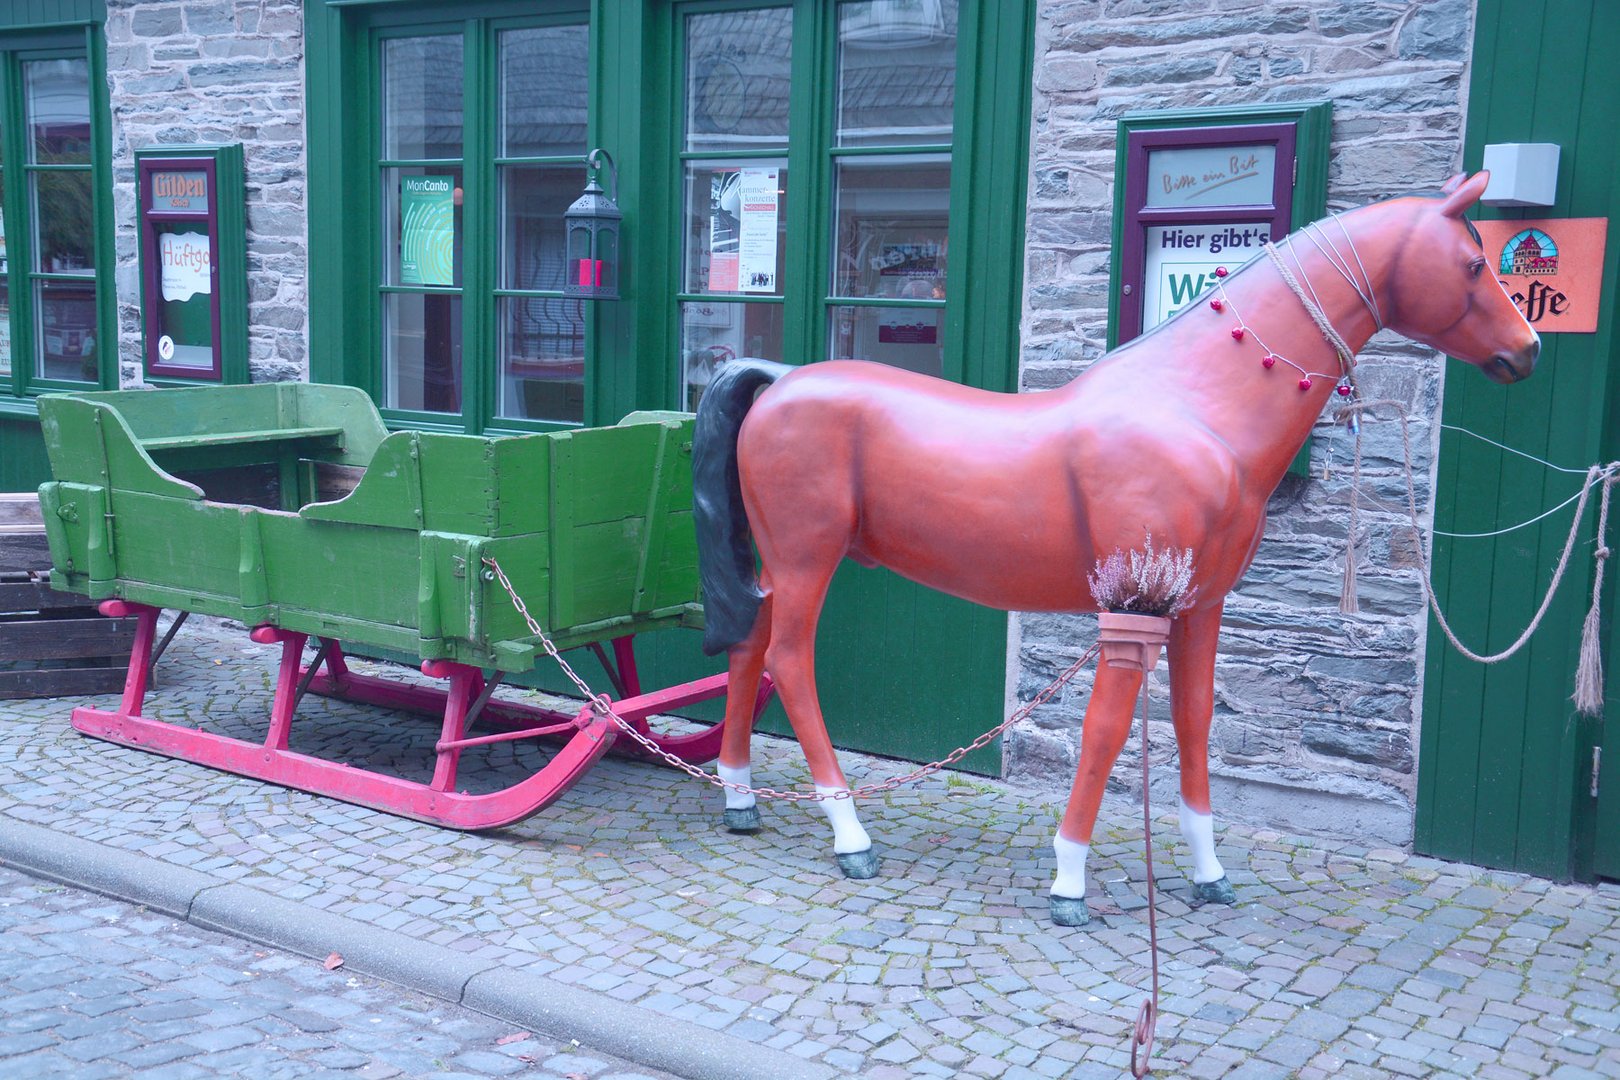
[765,566,878,879]
[717,594,772,832]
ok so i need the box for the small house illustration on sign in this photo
[1500,228,1559,276]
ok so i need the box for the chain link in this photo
[482,555,1099,803]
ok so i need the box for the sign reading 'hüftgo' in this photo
[1475,218,1608,333]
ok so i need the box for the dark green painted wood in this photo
[1417,0,1620,881]
[0,418,50,492]
[0,0,102,31]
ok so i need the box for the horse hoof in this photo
[836,848,880,879]
[1049,895,1091,927]
[1192,875,1237,905]
[723,807,761,833]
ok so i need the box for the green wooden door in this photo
[629,0,1032,773]
[1416,0,1620,880]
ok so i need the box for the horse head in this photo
[1382,171,1540,384]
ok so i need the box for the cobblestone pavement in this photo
[4,619,1620,1077]
[0,865,675,1080]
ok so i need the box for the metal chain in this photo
[482,555,1099,803]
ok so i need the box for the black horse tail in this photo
[693,358,791,656]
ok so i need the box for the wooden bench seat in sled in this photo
[36,383,769,829]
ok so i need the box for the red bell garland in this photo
[1209,265,1354,398]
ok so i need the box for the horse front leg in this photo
[1169,602,1236,904]
[717,594,772,832]
[1051,661,1145,926]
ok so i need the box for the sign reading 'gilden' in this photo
[1475,218,1608,333]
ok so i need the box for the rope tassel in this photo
[1574,473,1615,718]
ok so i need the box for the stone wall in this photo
[104,0,307,386]
[1010,0,1476,844]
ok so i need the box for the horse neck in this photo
[1180,205,1398,487]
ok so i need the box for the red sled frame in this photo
[72,600,775,830]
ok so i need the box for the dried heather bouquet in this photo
[1087,533,1198,617]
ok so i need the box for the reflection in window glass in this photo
[383,292,462,413]
[500,165,583,290]
[499,296,584,422]
[682,161,788,296]
[831,156,949,300]
[36,278,97,382]
[25,59,91,164]
[383,36,464,160]
[500,26,588,158]
[685,8,792,152]
[33,171,95,273]
[829,304,942,377]
[836,0,957,148]
[680,300,783,411]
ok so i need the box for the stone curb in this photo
[0,814,837,1080]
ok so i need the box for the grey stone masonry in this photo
[1012,0,1478,845]
[105,0,308,387]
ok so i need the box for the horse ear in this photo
[1440,173,1468,194]
[1439,171,1490,217]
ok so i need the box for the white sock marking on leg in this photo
[1179,799,1225,884]
[816,785,871,854]
[716,762,755,811]
[1051,833,1089,899]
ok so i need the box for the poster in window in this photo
[157,230,214,370]
[1140,223,1268,330]
[400,176,455,286]
[738,167,780,293]
[709,171,740,291]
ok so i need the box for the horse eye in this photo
[1470,260,1485,279]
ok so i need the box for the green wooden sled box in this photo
[36,383,705,673]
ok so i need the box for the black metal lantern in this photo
[565,148,622,300]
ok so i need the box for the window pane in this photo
[685,9,792,152]
[680,300,783,411]
[383,292,462,413]
[682,161,787,296]
[499,296,584,423]
[383,36,464,160]
[499,25,588,158]
[36,278,97,382]
[500,164,585,290]
[829,304,942,377]
[0,283,11,378]
[831,156,949,299]
[384,166,463,287]
[25,59,91,165]
[0,183,9,376]
[836,0,957,147]
[34,171,94,273]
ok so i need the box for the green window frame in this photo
[0,24,116,416]
[660,0,1031,402]
[307,0,1032,426]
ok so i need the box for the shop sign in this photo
[1475,218,1608,333]
[1141,223,1268,329]
[1145,144,1276,209]
[159,231,211,302]
[737,167,780,293]
[400,176,455,286]
[151,169,209,213]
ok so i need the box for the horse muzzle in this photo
[1485,334,1540,384]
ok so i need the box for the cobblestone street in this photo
[0,866,674,1080]
[3,619,1620,1078]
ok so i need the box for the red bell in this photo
[1231,327,1244,341]
[1262,355,1277,369]
[1298,378,1312,391]
[1209,299,1223,312]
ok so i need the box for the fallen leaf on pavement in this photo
[323,952,344,970]
[496,1032,531,1046]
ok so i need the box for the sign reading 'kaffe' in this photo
[1475,218,1609,334]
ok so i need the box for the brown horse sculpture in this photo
[691,172,1538,926]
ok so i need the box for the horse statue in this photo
[690,172,1538,926]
